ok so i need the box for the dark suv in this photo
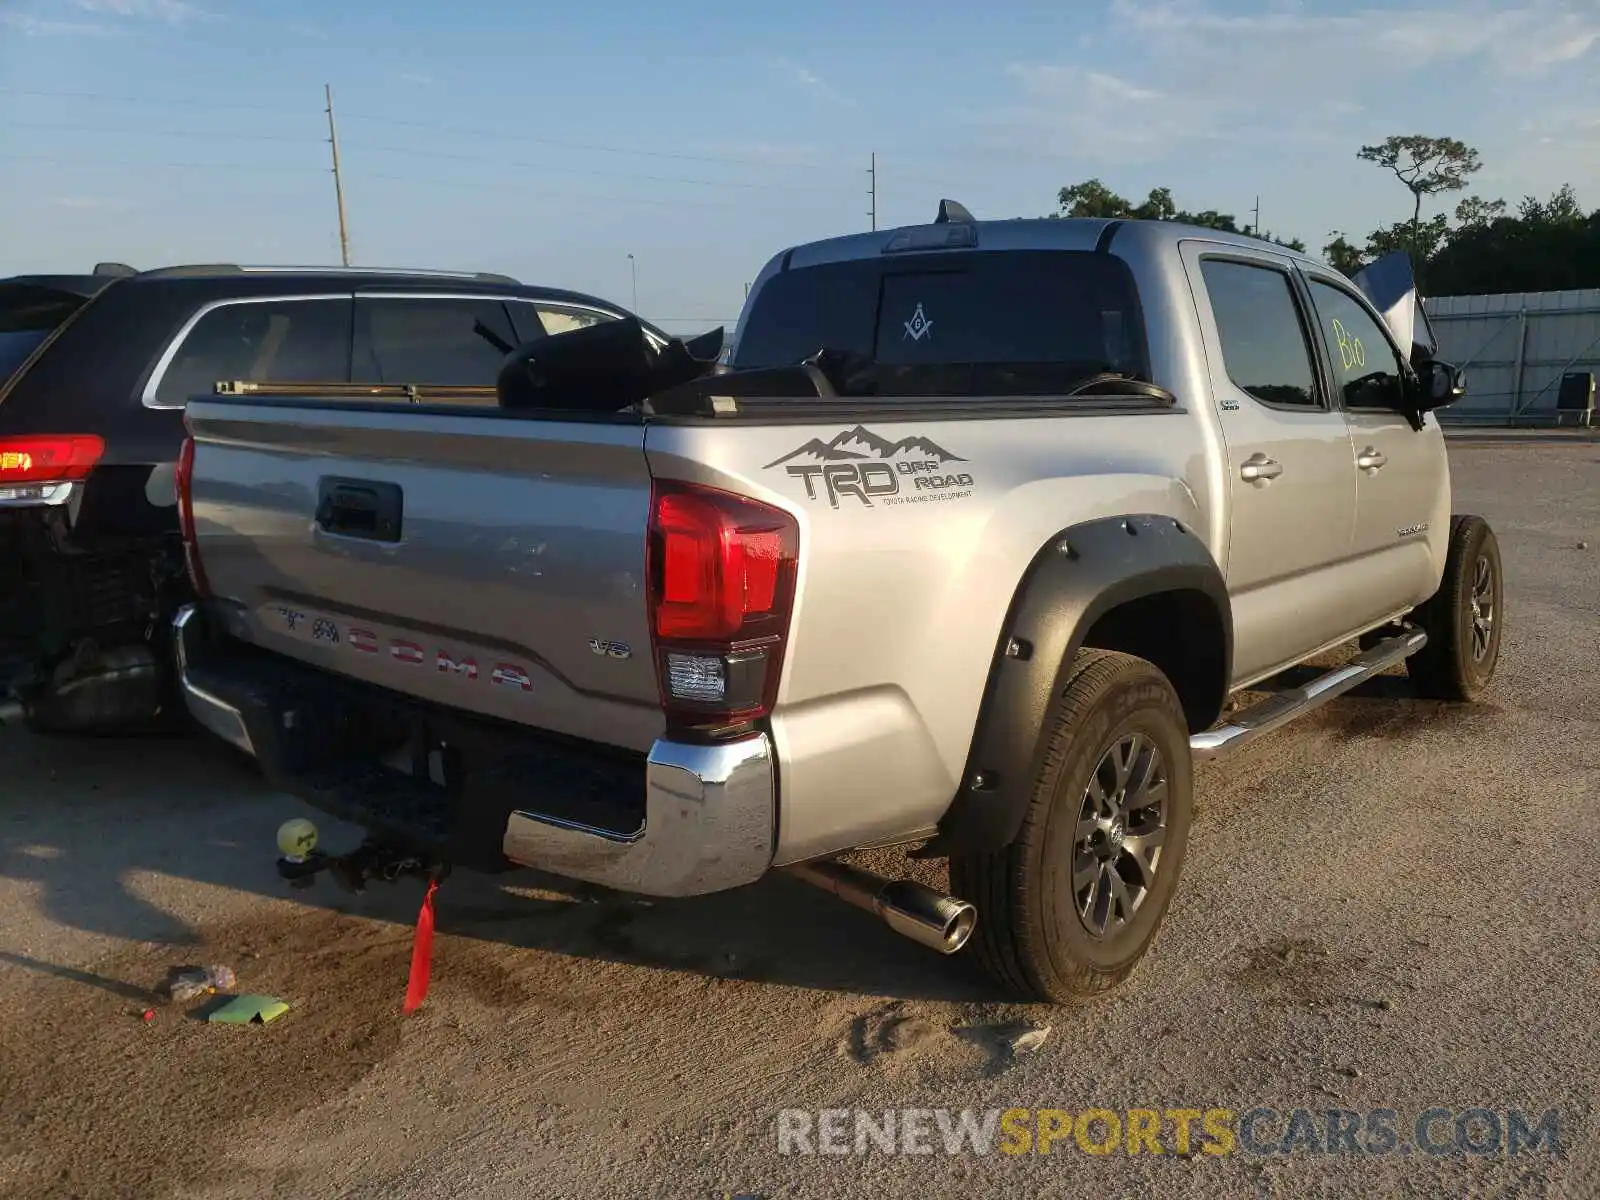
[0,262,659,732]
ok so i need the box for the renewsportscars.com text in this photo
[775,1106,1563,1158]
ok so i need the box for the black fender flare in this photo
[938,514,1232,854]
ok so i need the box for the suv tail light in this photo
[647,479,799,734]
[174,432,211,598]
[0,434,104,499]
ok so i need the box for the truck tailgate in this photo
[184,401,664,752]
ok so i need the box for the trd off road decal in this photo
[763,424,975,509]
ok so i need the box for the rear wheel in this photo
[1407,515,1503,702]
[951,649,1194,1003]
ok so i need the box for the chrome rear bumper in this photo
[502,734,775,897]
[173,604,775,897]
[174,604,256,756]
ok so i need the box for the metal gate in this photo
[1425,288,1600,424]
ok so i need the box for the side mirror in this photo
[1418,360,1466,410]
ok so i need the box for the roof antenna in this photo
[92,262,138,277]
[935,199,975,224]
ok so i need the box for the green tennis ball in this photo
[277,817,318,861]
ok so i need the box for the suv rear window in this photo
[0,287,88,386]
[354,297,518,387]
[152,298,353,407]
[731,250,1147,395]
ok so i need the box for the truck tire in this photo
[1407,515,1503,703]
[950,649,1194,1002]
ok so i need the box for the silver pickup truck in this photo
[172,207,1501,1002]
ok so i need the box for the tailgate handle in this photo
[315,478,403,542]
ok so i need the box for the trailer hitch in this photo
[274,818,447,893]
[274,817,450,1013]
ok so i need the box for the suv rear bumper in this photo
[173,604,776,897]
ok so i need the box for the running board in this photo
[1189,629,1427,761]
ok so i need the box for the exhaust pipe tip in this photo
[879,882,977,955]
[785,859,978,956]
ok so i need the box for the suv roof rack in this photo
[135,264,520,284]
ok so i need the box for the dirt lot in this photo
[1,438,1596,1200]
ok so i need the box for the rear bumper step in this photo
[1189,629,1427,761]
[173,604,776,897]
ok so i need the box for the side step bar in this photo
[1189,629,1427,761]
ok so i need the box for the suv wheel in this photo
[951,649,1194,1002]
[1407,514,1503,703]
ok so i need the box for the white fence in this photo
[1424,288,1600,424]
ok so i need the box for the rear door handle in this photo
[1356,447,1388,472]
[1240,453,1283,484]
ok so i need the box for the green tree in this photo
[1453,195,1507,231]
[1428,186,1600,295]
[1056,178,1132,218]
[1516,183,1584,226]
[1322,231,1365,277]
[1052,180,1304,250]
[1357,135,1483,231]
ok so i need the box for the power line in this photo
[360,172,837,212]
[346,142,850,193]
[2,151,850,212]
[3,86,990,192]
[7,120,312,145]
[0,87,848,172]
[1,152,323,176]
[5,122,853,195]
[0,86,294,114]
[338,111,835,171]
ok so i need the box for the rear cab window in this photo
[731,250,1147,395]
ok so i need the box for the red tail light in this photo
[647,480,799,732]
[174,433,211,598]
[0,435,104,490]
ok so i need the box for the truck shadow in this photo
[0,724,998,1003]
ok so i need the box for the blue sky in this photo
[3,0,1599,334]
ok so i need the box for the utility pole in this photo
[868,152,877,231]
[628,253,638,312]
[1250,195,1261,236]
[325,83,352,267]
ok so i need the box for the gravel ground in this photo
[0,439,1595,1200]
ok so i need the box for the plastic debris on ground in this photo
[166,964,237,1002]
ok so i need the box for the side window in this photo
[533,305,616,337]
[1200,260,1320,408]
[152,298,351,407]
[353,298,518,386]
[1307,280,1407,411]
